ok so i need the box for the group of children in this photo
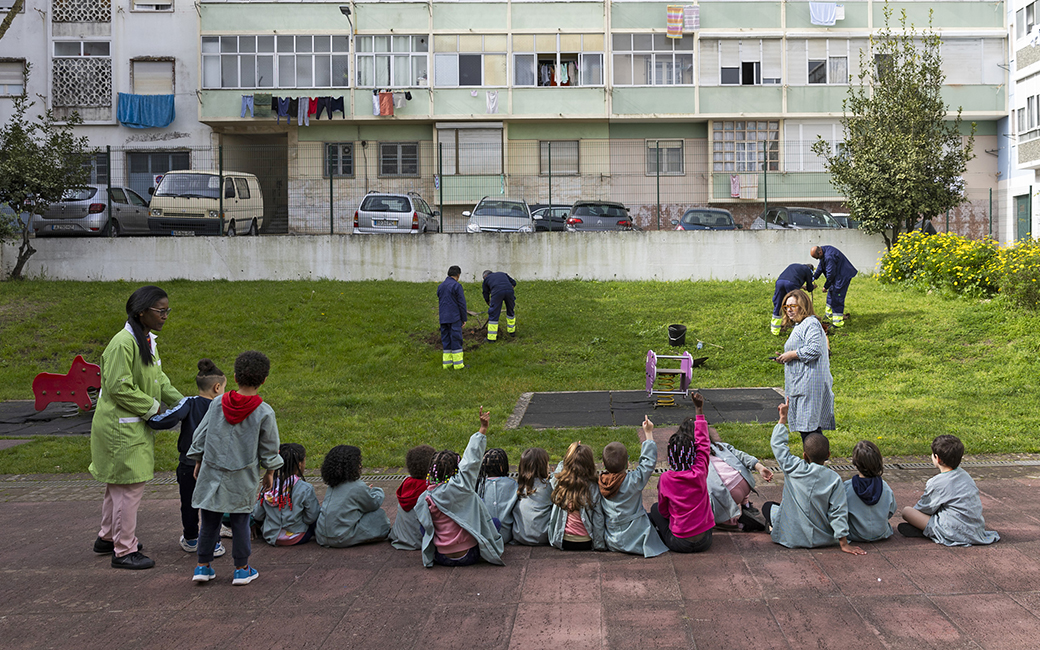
[157,352,999,584]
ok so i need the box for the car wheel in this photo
[227,220,236,236]
[106,220,120,238]
[248,219,258,236]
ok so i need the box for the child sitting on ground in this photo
[598,417,668,557]
[188,350,283,585]
[147,358,227,557]
[548,441,606,551]
[899,434,999,546]
[315,445,391,547]
[844,440,897,543]
[511,448,552,546]
[706,425,773,532]
[252,442,320,546]
[415,408,505,567]
[477,448,518,544]
[762,401,865,555]
[389,444,435,551]
[649,393,715,553]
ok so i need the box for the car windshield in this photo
[572,204,627,218]
[789,209,837,227]
[683,210,731,226]
[154,174,221,199]
[360,196,410,212]
[63,188,98,201]
[474,201,527,217]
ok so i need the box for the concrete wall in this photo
[2,231,885,283]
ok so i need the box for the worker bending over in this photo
[481,270,517,342]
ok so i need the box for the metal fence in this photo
[85,141,1004,238]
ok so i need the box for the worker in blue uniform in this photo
[481,270,517,342]
[810,245,858,328]
[437,265,467,369]
[771,263,816,335]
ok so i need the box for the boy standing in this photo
[437,265,467,370]
[187,351,283,585]
[899,434,999,546]
[763,402,865,555]
[598,417,669,557]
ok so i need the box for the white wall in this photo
[2,231,886,282]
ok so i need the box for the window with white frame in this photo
[132,0,172,11]
[433,35,505,88]
[0,60,25,96]
[700,39,781,86]
[942,39,1005,85]
[379,142,419,177]
[1022,92,1040,142]
[1019,3,1038,42]
[356,35,428,88]
[712,121,779,172]
[436,124,502,175]
[540,141,579,175]
[787,39,865,86]
[202,35,349,89]
[783,121,840,172]
[512,33,604,87]
[325,143,354,177]
[612,34,693,86]
[646,140,684,175]
[52,41,112,108]
[132,60,173,94]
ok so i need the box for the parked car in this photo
[565,201,638,232]
[148,170,264,236]
[672,208,739,231]
[32,185,151,237]
[353,192,440,234]
[529,203,570,232]
[750,206,842,230]
[464,198,535,233]
[830,212,861,229]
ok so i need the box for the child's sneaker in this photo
[192,565,216,582]
[232,566,259,586]
[220,524,233,538]
[180,536,226,557]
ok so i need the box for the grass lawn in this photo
[0,277,1037,475]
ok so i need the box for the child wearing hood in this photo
[844,440,896,543]
[389,444,436,550]
[598,416,668,557]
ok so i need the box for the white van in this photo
[148,171,264,236]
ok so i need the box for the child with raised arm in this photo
[414,408,505,567]
[389,444,435,551]
[188,350,283,585]
[763,401,865,555]
[899,434,999,546]
[844,440,897,543]
[598,417,668,557]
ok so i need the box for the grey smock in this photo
[480,476,519,544]
[783,315,835,432]
[252,478,321,545]
[547,461,606,551]
[316,479,392,548]
[390,502,424,551]
[707,441,760,524]
[600,440,668,557]
[915,468,999,547]
[843,478,896,542]
[511,477,552,546]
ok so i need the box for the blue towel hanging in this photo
[117,93,176,129]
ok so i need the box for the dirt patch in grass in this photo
[0,298,49,329]
[415,323,496,351]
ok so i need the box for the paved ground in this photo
[3,454,1040,650]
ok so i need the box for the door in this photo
[1015,194,1031,241]
[124,189,151,233]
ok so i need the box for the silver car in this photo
[353,192,440,234]
[464,198,534,233]
[32,185,151,237]
[750,206,842,230]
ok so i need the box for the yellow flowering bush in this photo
[998,239,1040,310]
[879,232,1001,298]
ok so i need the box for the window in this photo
[612,34,693,86]
[646,140,684,175]
[54,41,110,57]
[83,153,109,184]
[513,34,604,87]
[356,35,428,88]
[202,35,349,89]
[235,178,250,199]
[0,60,24,96]
[132,60,173,94]
[325,143,354,177]
[127,151,189,198]
[436,124,502,175]
[433,35,505,87]
[713,39,781,86]
[539,141,579,175]
[942,39,1004,85]
[875,53,892,80]
[132,0,172,11]
[379,142,419,177]
[712,121,779,172]
[52,41,112,109]
[804,41,848,85]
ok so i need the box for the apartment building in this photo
[1010,0,1040,241]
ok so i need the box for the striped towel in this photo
[667,5,684,39]
[683,5,699,31]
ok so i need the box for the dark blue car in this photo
[672,208,739,231]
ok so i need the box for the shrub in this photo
[997,239,1040,310]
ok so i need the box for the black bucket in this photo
[668,324,686,347]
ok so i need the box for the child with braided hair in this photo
[389,444,435,550]
[477,448,518,544]
[252,443,319,546]
[649,393,714,553]
[315,445,391,547]
[548,441,606,551]
[510,448,552,546]
[415,408,505,567]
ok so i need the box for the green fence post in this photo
[989,188,993,239]
[656,140,661,230]
[438,143,443,232]
[219,144,225,236]
[329,150,334,235]
[105,145,112,235]
[548,141,552,211]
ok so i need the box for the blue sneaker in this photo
[192,565,216,583]
[213,541,226,557]
[232,566,259,586]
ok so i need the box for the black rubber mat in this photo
[518,388,784,429]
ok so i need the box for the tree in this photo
[0,0,25,42]
[0,64,93,279]
[812,4,975,250]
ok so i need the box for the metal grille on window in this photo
[52,0,111,23]
[52,58,112,107]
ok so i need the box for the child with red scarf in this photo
[187,351,283,586]
[390,445,435,550]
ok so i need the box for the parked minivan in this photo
[148,171,264,236]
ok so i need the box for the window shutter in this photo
[0,61,23,85]
[847,39,869,81]
[436,129,458,175]
[458,128,502,175]
[132,60,173,94]
[720,40,739,66]
[983,39,1005,85]
[699,39,718,85]
[787,39,807,85]
[942,39,981,85]
[434,53,458,87]
[762,40,781,80]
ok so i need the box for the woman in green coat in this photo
[89,286,184,570]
